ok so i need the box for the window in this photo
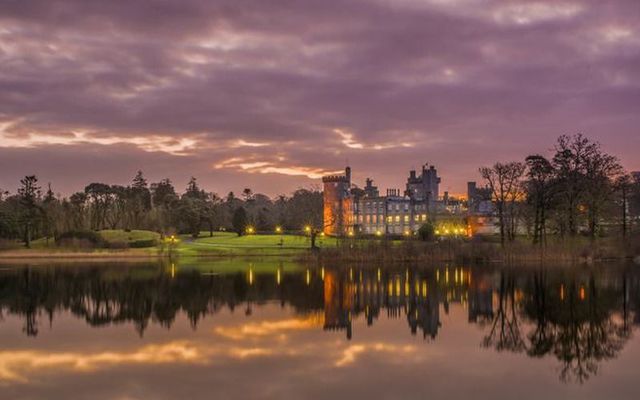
[404,215,409,223]
[414,215,419,221]
[395,215,400,223]
[421,214,427,221]
[387,216,393,223]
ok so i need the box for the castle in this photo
[322,164,441,236]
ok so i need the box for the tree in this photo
[84,183,113,230]
[525,155,556,245]
[232,207,248,236]
[128,171,151,228]
[41,183,61,244]
[184,177,207,200]
[418,222,435,242]
[18,175,42,248]
[615,174,633,238]
[479,162,525,246]
[550,134,621,237]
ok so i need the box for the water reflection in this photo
[0,262,638,384]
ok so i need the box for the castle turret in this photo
[322,167,354,236]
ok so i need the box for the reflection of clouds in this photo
[214,314,324,340]
[335,343,416,367]
[0,341,203,383]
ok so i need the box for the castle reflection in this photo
[1,262,639,382]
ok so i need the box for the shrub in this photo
[57,231,105,247]
[418,223,436,242]
[129,239,157,248]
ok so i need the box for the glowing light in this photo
[275,226,282,233]
[375,230,382,236]
[246,226,255,234]
[306,269,310,285]
[579,286,586,301]
[276,269,281,285]
[304,225,311,233]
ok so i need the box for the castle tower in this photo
[322,167,353,236]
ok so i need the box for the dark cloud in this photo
[1,0,638,196]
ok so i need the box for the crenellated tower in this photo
[322,166,353,236]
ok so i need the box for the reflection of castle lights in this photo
[306,269,310,285]
[580,286,586,301]
[321,267,325,280]
[171,263,176,279]
[377,268,381,282]
[276,269,281,285]
[560,284,565,301]
[248,268,253,285]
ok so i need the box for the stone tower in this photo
[322,167,353,236]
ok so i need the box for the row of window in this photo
[358,214,427,225]
[361,201,428,212]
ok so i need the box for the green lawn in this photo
[174,231,338,256]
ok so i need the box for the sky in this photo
[0,0,639,198]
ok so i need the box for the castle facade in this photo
[322,164,441,236]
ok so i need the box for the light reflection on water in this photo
[0,261,639,399]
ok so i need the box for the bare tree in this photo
[479,162,526,247]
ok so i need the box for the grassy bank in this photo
[0,230,336,260]
[3,230,639,264]
[298,235,640,265]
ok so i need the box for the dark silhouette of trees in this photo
[232,206,248,236]
[479,162,525,246]
[18,175,42,248]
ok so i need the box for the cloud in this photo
[0,0,638,196]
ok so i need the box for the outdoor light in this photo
[246,226,255,234]
[375,230,382,236]
[275,226,282,233]
[348,231,354,237]
[304,225,311,233]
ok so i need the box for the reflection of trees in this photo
[0,265,324,337]
[482,273,525,352]
[1,263,637,384]
[484,269,633,383]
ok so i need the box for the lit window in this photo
[404,215,409,223]
[414,215,419,221]
[395,215,400,223]
[387,216,393,223]
[421,214,427,221]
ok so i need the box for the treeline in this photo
[0,171,322,247]
[479,134,640,246]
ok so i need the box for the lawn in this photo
[174,231,338,256]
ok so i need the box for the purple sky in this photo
[1,0,638,197]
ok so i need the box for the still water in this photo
[1,260,639,399]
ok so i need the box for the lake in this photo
[0,259,639,399]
